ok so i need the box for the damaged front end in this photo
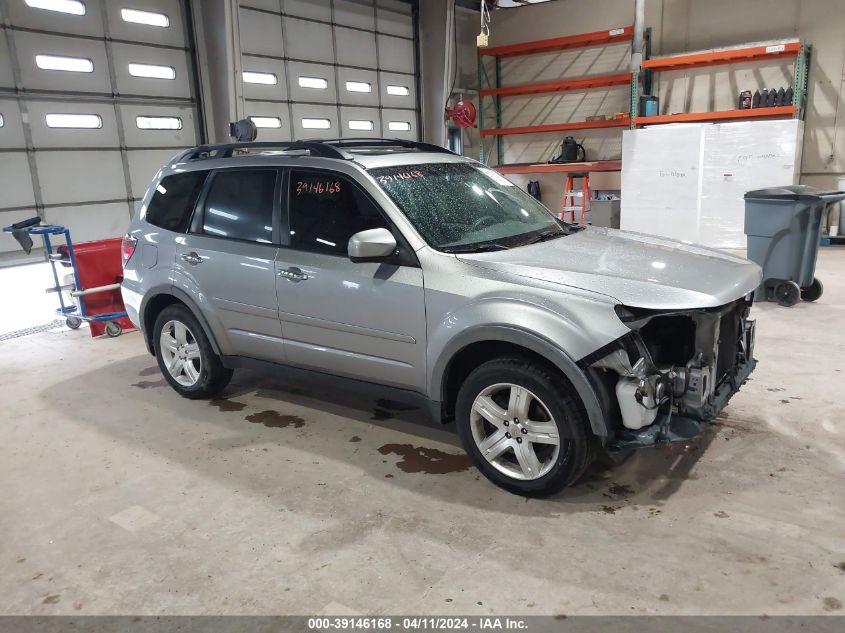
[583,296,757,451]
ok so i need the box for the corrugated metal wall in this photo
[238,0,419,142]
[0,0,201,262]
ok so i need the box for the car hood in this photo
[456,227,762,309]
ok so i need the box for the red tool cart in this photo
[3,220,133,338]
[59,237,135,337]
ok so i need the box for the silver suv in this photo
[121,139,760,496]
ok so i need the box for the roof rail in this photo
[175,141,351,163]
[311,138,456,155]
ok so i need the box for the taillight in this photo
[121,234,137,267]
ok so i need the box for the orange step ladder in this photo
[561,172,590,224]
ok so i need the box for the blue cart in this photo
[2,223,128,337]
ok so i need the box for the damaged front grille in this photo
[588,296,756,448]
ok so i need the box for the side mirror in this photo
[348,227,397,262]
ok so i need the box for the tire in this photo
[153,304,233,399]
[65,316,82,330]
[774,280,801,307]
[801,277,823,302]
[455,358,593,497]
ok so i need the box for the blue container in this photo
[639,95,659,117]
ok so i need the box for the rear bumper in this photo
[120,283,143,332]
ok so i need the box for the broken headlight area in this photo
[585,296,756,450]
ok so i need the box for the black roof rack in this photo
[174,138,455,164]
[313,138,456,155]
[177,141,351,162]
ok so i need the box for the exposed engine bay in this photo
[584,295,757,450]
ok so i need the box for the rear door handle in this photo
[277,266,308,282]
[180,252,203,266]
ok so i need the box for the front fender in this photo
[427,298,623,438]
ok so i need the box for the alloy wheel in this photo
[469,383,561,480]
[159,320,202,387]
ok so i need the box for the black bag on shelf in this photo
[550,137,586,164]
[527,180,541,201]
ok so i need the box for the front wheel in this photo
[153,305,233,399]
[455,358,593,497]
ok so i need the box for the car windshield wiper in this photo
[441,242,510,254]
[520,229,567,246]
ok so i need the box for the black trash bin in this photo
[744,185,845,306]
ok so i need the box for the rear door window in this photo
[144,171,208,232]
[201,169,277,243]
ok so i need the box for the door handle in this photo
[277,266,309,282]
[180,252,203,266]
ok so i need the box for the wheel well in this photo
[142,294,183,354]
[441,340,573,422]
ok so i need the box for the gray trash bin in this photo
[744,185,845,306]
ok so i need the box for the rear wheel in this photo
[153,305,232,399]
[455,358,593,497]
[801,277,823,302]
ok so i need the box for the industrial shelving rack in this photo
[477,25,639,170]
[632,38,811,126]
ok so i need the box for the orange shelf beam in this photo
[480,116,630,138]
[479,26,633,58]
[643,41,801,71]
[480,72,632,98]
[495,160,622,175]
[636,105,796,125]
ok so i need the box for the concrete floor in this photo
[2,250,845,616]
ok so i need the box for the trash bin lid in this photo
[744,185,845,202]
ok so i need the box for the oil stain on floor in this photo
[245,410,305,429]
[210,399,247,413]
[138,366,159,376]
[130,379,167,389]
[378,443,471,475]
[605,482,635,498]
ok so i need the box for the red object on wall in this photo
[445,100,477,128]
[71,238,134,337]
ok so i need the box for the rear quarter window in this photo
[144,171,209,232]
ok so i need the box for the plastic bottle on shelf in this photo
[766,88,777,107]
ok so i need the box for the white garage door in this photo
[238,0,419,142]
[0,0,201,261]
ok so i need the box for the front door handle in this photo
[180,252,203,266]
[277,266,309,282]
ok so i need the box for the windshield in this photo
[370,162,569,252]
